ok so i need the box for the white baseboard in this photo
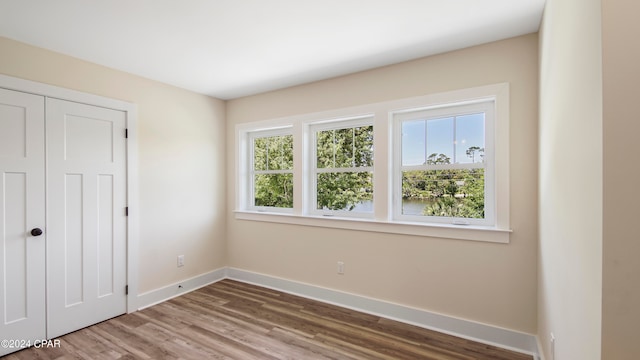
[226,267,541,358]
[136,267,227,310]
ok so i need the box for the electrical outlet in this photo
[337,261,345,274]
[550,332,555,360]
[177,255,185,267]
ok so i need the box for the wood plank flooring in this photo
[5,279,533,360]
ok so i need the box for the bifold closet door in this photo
[0,88,46,355]
[46,98,127,339]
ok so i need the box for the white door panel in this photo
[0,88,46,356]
[46,98,127,339]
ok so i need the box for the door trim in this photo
[0,74,140,313]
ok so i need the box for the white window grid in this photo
[307,116,374,218]
[392,100,495,226]
[248,128,294,213]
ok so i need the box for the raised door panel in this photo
[46,98,127,339]
[0,88,46,356]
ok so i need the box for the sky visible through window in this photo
[402,113,485,165]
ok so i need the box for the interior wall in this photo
[538,0,603,359]
[602,0,640,358]
[0,36,227,294]
[227,34,539,333]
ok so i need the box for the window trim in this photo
[235,83,510,243]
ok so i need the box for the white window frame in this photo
[235,83,510,243]
[307,116,375,218]
[392,101,495,226]
[246,127,294,214]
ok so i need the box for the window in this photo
[310,117,374,216]
[394,101,494,226]
[249,129,293,212]
[236,84,510,242]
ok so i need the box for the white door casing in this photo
[0,88,46,355]
[46,98,127,339]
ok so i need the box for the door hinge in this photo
[125,285,129,295]
[125,207,129,216]
[125,128,128,138]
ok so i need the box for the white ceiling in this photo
[0,0,545,99]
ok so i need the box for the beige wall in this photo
[7,8,637,355]
[227,34,539,333]
[538,0,603,359]
[602,0,640,358]
[0,36,227,294]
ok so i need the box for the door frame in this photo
[0,74,139,313]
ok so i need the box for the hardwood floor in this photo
[5,279,533,360]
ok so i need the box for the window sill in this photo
[234,211,511,243]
